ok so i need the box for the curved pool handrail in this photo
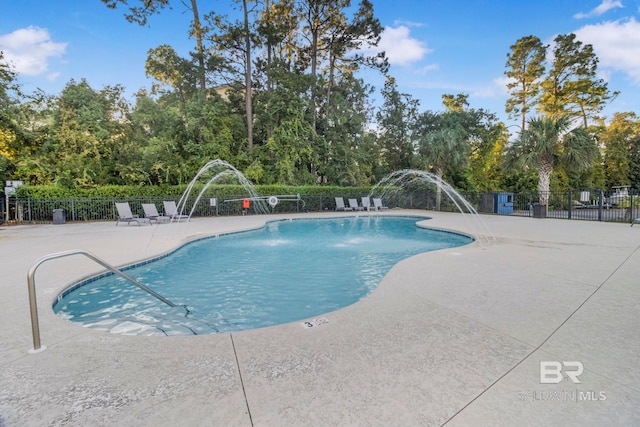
[27,249,183,354]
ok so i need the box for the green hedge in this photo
[15,184,373,199]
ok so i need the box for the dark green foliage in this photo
[1,5,637,197]
[15,183,373,199]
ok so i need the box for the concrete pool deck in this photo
[1,210,639,426]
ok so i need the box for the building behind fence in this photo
[2,188,639,225]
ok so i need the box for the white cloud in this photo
[367,25,432,67]
[392,20,424,28]
[574,0,623,19]
[0,26,67,76]
[574,18,640,84]
[414,64,439,74]
[473,76,511,98]
[47,71,62,81]
[598,68,613,83]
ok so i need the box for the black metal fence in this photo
[504,189,640,223]
[1,194,334,224]
[2,188,639,225]
[357,187,640,224]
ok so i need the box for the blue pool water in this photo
[54,216,473,335]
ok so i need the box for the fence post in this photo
[567,190,572,220]
[598,190,604,221]
[631,189,636,225]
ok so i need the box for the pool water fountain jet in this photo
[370,169,496,248]
[176,159,270,219]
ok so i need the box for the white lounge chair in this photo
[361,196,375,211]
[115,202,151,226]
[142,203,170,223]
[335,197,353,211]
[348,198,363,211]
[373,198,389,210]
[163,201,190,221]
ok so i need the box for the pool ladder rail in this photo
[27,249,188,354]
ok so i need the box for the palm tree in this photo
[418,126,468,210]
[505,115,597,205]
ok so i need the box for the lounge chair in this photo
[115,202,151,226]
[335,197,353,211]
[163,201,190,221]
[348,198,363,211]
[373,198,389,210]
[142,203,170,224]
[361,196,375,211]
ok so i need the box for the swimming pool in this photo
[54,216,473,335]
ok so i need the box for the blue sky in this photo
[1,0,639,127]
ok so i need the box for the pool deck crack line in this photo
[441,239,640,426]
[230,332,254,426]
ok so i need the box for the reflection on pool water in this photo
[54,216,473,336]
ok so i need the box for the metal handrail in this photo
[27,249,185,353]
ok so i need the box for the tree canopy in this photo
[1,3,637,198]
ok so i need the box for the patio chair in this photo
[163,201,190,221]
[115,202,151,226]
[335,197,353,211]
[348,198,363,211]
[142,203,170,224]
[373,198,389,210]
[361,196,375,211]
